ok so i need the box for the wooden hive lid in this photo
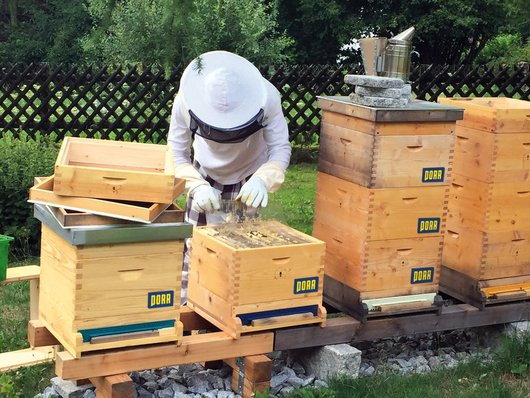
[196,220,321,249]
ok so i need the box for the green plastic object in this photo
[0,235,14,282]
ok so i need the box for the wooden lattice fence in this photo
[0,63,528,144]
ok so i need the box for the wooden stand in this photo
[439,265,530,310]
[323,275,443,323]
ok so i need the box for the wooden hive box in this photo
[451,125,530,183]
[317,96,463,187]
[313,173,443,300]
[313,172,448,241]
[54,137,182,203]
[438,97,530,133]
[29,176,180,223]
[38,216,191,357]
[443,173,530,280]
[187,220,326,338]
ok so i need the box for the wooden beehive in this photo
[313,172,443,299]
[54,137,182,203]
[317,96,461,187]
[39,224,186,358]
[443,173,530,279]
[438,97,530,133]
[439,97,530,306]
[451,125,530,183]
[187,220,326,338]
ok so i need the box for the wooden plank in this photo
[56,331,274,380]
[90,374,133,398]
[0,346,56,371]
[28,320,60,347]
[274,316,359,351]
[225,355,272,383]
[274,300,530,351]
[0,265,40,284]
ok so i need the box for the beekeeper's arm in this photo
[237,81,291,207]
[168,94,220,212]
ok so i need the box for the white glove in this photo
[191,185,221,213]
[236,176,268,208]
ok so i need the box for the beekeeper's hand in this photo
[191,185,221,213]
[237,176,268,208]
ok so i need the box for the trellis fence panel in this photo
[0,63,528,144]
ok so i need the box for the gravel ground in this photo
[36,324,509,398]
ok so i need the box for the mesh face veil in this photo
[189,108,265,144]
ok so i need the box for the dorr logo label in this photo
[148,290,174,308]
[422,167,445,183]
[293,277,319,294]
[410,267,435,284]
[417,217,441,234]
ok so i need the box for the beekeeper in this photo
[168,50,291,301]
[169,50,291,222]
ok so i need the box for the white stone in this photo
[345,74,404,88]
[355,86,402,99]
[349,93,408,108]
[295,344,361,381]
[50,378,93,398]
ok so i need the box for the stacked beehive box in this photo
[312,95,463,320]
[438,97,530,308]
[28,137,191,357]
[187,220,327,338]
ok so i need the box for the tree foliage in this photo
[0,0,91,64]
[82,0,293,67]
[276,0,363,64]
[350,0,509,65]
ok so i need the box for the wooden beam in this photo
[0,346,55,371]
[274,316,359,351]
[180,305,217,331]
[0,265,40,285]
[56,331,274,380]
[225,355,272,383]
[28,320,60,347]
[29,279,39,320]
[274,301,530,350]
[353,302,530,342]
[90,374,133,398]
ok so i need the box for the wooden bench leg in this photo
[226,355,272,398]
[90,374,133,398]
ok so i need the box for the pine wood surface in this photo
[39,225,184,357]
[452,125,530,183]
[54,137,180,203]
[438,97,530,133]
[29,176,170,223]
[187,221,326,338]
[313,172,448,241]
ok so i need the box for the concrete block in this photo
[50,377,93,398]
[349,93,408,108]
[355,86,402,99]
[344,74,404,88]
[294,344,361,381]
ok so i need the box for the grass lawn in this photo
[2,163,530,397]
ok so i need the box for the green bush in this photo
[0,133,58,259]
